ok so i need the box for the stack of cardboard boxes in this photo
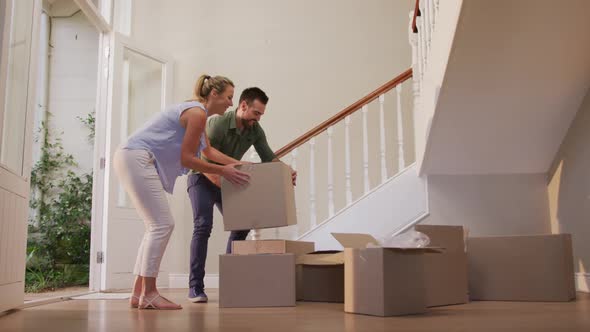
[218,163,576,314]
[219,162,310,308]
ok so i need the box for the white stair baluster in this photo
[249,146,260,240]
[378,95,387,183]
[327,127,334,217]
[250,230,261,240]
[415,13,424,81]
[435,0,440,22]
[344,116,352,205]
[419,4,427,75]
[409,11,421,93]
[396,84,405,170]
[424,0,431,57]
[309,138,317,228]
[362,105,370,194]
[290,148,299,238]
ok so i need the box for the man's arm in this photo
[201,114,251,187]
[255,127,297,185]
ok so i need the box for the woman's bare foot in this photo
[130,295,141,308]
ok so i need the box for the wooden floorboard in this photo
[1,290,589,331]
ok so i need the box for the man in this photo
[187,87,297,303]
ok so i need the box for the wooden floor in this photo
[1,290,589,331]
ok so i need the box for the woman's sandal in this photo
[130,295,141,308]
[139,295,182,310]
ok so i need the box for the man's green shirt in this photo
[202,109,276,165]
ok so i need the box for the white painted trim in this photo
[296,162,425,240]
[18,291,96,309]
[89,33,110,292]
[576,273,589,293]
[72,0,111,33]
[169,274,219,289]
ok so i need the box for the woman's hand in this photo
[221,163,250,186]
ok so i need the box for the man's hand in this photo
[204,161,253,188]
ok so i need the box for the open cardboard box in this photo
[332,232,442,317]
[414,225,469,307]
[296,251,345,302]
[232,239,314,256]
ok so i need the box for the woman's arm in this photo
[201,135,240,165]
[179,107,249,185]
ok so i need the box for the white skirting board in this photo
[576,273,589,293]
[169,273,589,292]
[169,274,219,289]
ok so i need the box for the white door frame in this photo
[70,0,113,292]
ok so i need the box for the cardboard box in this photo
[415,225,469,307]
[221,162,297,231]
[232,240,314,256]
[296,251,344,302]
[333,233,441,317]
[219,254,296,308]
[467,234,575,302]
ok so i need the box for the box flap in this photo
[332,232,443,252]
[331,233,380,249]
[296,250,344,265]
[382,247,443,253]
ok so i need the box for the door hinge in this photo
[97,251,104,264]
[100,157,106,169]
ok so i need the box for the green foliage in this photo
[26,113,94,293]
[77,111,95,142]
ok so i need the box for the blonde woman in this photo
[114,74,249,310]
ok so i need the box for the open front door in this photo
[0,0,40,312]
[100,33,173,290]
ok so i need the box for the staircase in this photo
[252,0,590,250]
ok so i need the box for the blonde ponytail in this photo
[193,74,234,102]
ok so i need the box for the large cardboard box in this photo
[221,162,296,231]
[296,251,344,302]
[333,233,440,317]
[467,234,575,302]
[415,225,469,307]
[232,240,314,256]
[219,254,296,308]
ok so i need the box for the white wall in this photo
[548,87,590,279]
[421,173,551,237]
[124,0,416,279]
[45,10,98,175]
[413,0,463,173]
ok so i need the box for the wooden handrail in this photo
[275,68,413,158]
[412,0,421,33]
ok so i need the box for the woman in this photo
[114,74,249,310]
